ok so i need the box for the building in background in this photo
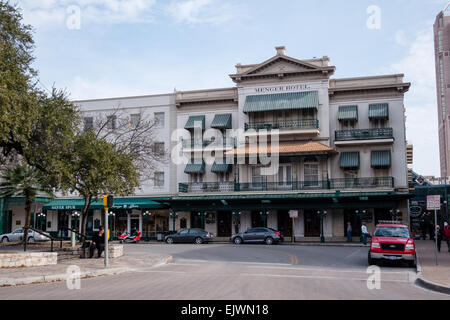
[434,4,450,177]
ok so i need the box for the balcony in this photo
[244,119,319,135]
[182,137,236,150]
[335,128,394,146]
[179,177,394,193]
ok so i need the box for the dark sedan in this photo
[165,229,213,244]
[230,228,283,245]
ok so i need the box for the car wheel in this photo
[1,237,8,243]
[265,237,274,245]
[368,252,377,265]
[28,237,35,243]
[195,237,203,245]
[234,237,243,245]
[166,237,174,244]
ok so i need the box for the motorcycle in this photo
[119,231,141,244]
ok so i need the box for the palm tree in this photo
[0,164,52,251]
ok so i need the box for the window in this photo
[344,170,358,188]
[155,112,165,128]
[304,163,319,187]
[438,30,444,52]
[152,142,165,156]
[252,167,262,184]
[341,120,356,130]
[278,165,292,185]
[439,17,444,28]
[84,117,94,131]
[371,119,387,129]
[193,173,203,183]
[107,115,117,130]
[154,172,164,187]
[130,114,140,128]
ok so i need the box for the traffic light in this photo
[103,195,114,208]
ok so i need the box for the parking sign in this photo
[289,210,298,219]
[427,195,441,211]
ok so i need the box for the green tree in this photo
[0,1,80,188]
[0,163,52,251]
[61,131,140,236]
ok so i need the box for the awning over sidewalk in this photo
[243,91,319,113]
[43,199,104,211]
[225,141,334,156]
[110,198,165,210]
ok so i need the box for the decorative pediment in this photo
[244,56,319,76]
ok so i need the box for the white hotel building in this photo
[0,47,412,242]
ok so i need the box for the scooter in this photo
[118,231,130,243]
[120,231,141,244]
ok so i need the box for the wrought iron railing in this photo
[182,137,235,148]
[245,119,319,131]
[335,128,393,141]
[179,177,394,193]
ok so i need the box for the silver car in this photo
[0,228,50,243]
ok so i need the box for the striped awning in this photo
[340,152,360,169]
[211,162,232,173]
[211,114,232,129]
[371,151,391,168]
[184,162,205,174]
[369,104,389,119]
[338,106,358,121]
[243,91,319,113]
[185,116,205,130]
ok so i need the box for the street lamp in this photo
[170,211,179,233]
[390,209,401,222]
[108,211,115,241]
[232,212,242,234]
[198,212,206,230]
[259,210,269,228]
[143,211,152,241]
[72,211,80,241]
[317,210,327,243]
[37,213,46,231]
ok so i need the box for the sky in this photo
[11,0,450,177]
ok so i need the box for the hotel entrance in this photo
[304,210,320,237]
[217,211,232,237]
[277,211,292,237]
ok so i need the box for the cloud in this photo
[166,0,244,25]
[384,26,439,176]
[17,0,156,28]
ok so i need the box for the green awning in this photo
[340,152,360,169]
[211,114,232,129]
[369,104,389,119]
[211,162,232,173]
[111,198,164,210]
[185,116,205,130]
[243,91,319,113]
[338,106,358,121]
[371,151,391,168]
[43,199,104,211]
[185,162,205,174]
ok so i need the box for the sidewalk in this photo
[0,247,171,287]
[415,240,450,294]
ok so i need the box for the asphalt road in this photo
[0,243,448,300]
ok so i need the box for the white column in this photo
[127,213,131,234]
[295,210,305,237]
[139,213,143,235]
[324,213,333,238]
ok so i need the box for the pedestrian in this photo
[347,222,352,242]
[444,222,450,252]
[361,222,370,245]
[89,226,105,259]
[435,225,443,253]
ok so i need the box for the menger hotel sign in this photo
[255,84,311,93]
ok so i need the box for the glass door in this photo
[278,165,293,190]
[304,163,319,188]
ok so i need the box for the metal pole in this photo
[435,210,439,266]
[105,208,109,268]
[291,217,295,243]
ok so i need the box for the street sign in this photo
[427,195,441,211]
[289,210,298,219]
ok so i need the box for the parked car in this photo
[231,227,283,245]
[368,224,416,267]
[0,228,50,243]
[165,229,213,244]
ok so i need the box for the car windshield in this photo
[373,227,410,238]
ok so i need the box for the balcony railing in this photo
[182,137,235,149]
[245,119,319,132]
[335,128,394,141]
[179,177,394,193]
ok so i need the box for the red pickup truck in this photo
[368,224,416,268]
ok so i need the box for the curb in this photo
[414,254,450,295]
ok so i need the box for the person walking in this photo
[90,226,106,259]
[347,222,352,242]
[361,222,370,245]
[444,222,450,252]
